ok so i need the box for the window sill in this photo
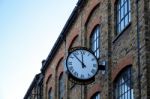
[113,23,131,43]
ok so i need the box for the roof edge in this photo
[41,0,85,74]
[24,73,42,99]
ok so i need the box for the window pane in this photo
[118,2,120,10]
[128,0,131,11]
[97,39,99,48]
[94,33,97,40]
[118,23,121,33]
[117,11,120,24]
[121,21,124,31]
[94,41,97,51]
[121,0,124,6]
[121,7,124,19]
[129,12,131,22]
[124,2,127,14]
[131,89,134,99]
[96,50,100,58]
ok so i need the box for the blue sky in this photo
[0,0,78,99]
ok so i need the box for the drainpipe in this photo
[136,0,141,98]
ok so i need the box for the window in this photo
[91,26,100,58]
[49,89,52,99]
[59,74,64,99]
[117,0,131,33]
[114,67,134,99]
[91,92,100,99]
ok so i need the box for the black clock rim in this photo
[68,72,96,82]
[66,47,99,81]
[68,47,95,55]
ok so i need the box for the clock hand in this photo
[81,51,86,68]
[73,53,86,68]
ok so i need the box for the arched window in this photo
[59,73,64,99]
[116,0,131,33]
[114,67,134,99]
[91,92,101,99]
[90,25,100,58]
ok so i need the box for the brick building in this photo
[24,0,150,99]
[24,73,43,99]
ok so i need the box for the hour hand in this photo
[81,52,86,68]
[73,53,86,68]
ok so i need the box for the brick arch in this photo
[45,69,52,84]
[89,24,100,38]
[48,87,52,94]
[45,73,53,99]
[84,2,101,39]
[87,84,102,99]
[46,74,52,84]
[86,24,100,49]
[112,54,133,81]
[47,74,53,90]
[85,3,100,27]
[55,57,64,79]
[68,34,79,50]
[55,57,64,71]
[90,91,101,99]
[83,0,100,25]
[88,22,101,38]
[113,65,132,82]
[58,72,64,80]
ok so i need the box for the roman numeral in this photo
[69,55,74,59]
[91,58,95,61]
[81,74,84,78]
[74,51,79,55]
[74,72,78,77]
[80,50,86,55]
[69,66,74,73]
[88,73,91,77]
[68,62,72,65]
[91,69,96,74]
[93,64,97,68]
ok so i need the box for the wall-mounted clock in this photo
[66,47,98,81]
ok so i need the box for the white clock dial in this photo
[66,48,98,80]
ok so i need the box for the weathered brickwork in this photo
[145,0,150,98]
[24,0,150,99]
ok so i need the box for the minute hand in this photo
[73,54,86,68]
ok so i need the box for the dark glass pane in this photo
[121,0,124,6]
[121,20,124,31]
[125,15,128,26]
[121,7,124,19]
[124,2,127,14]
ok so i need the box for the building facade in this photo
[24,0,150,99]
[24,73,43,99]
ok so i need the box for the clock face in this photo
[66,48,98,80]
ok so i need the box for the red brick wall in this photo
[87,84,101,99]
[112,54,133,81]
